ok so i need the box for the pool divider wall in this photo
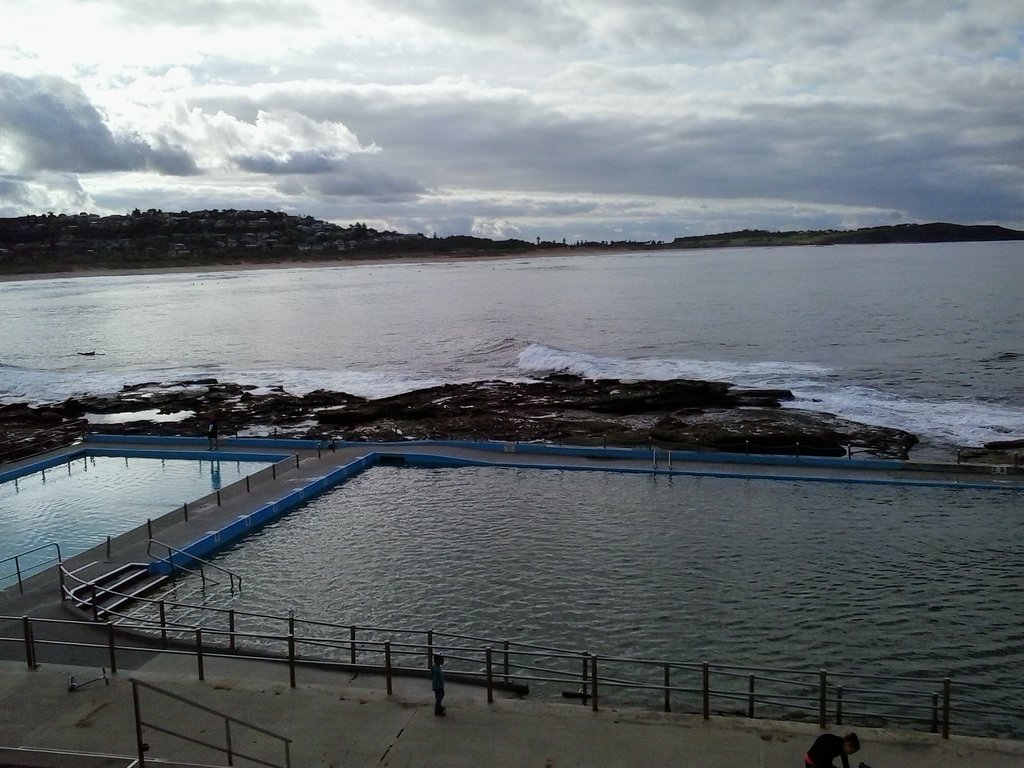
[148,453,378,576]
[326,438,907,472]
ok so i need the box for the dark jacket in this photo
[806,733,850,768]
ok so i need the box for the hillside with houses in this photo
[0,209,534,274]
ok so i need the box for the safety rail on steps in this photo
[0,542,62,594]
[131,677,292,768]
[4,610,1023,742]
[147,538,242,593]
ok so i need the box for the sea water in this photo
[1,242,1022,451]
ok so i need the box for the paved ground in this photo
[2,437,1023,766]
[1,655,1023,768]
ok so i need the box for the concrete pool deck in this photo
[2,435,1023,766]
[1,653,1023,768]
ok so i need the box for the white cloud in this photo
[0,0,1022,237]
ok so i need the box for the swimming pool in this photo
[0,454,274,576]
[175,464,1023,733]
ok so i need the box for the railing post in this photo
[147,519,153,540]
[216,490,221,506]
[818,670,827,728]
[931,692,939,733]
[835,685,843,725]
[106,535,111,559]
[159,601,168,648]
[196,628,205,681]
[385,641,393,695]
[22,617,36,669]
[503,640,510,684]
[748,674,755,718]
[91,584,99,622]
[288,634,296,689]
[58,564,66,601]
[702,661,710,720]
[229,610,236,653]
[132,680,147,768]
[942,678,951,739]
[184,502,189,521]
[580,655,589,704]
[107,621,118,675]
[224,719,234,766]
[350,626,357,664]
[590,654,599,712]
[663,664,671,712]
[485,646,494,704]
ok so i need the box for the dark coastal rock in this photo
[984,438,1024,450]
[1,374,920,462]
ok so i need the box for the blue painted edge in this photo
[0,445,290,484]
[148,453,378,575]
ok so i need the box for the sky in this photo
[1,1,1022,242]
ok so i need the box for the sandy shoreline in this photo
[0,247,620,283]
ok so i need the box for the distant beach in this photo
[0,247,614,283]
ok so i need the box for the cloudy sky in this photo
[1,1,1021,241]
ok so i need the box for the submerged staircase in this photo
[65,562,171,622]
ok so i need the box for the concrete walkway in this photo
[1,655,1022,768]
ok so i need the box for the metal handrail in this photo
[147,538,242,593]
[5,612,1023,740]
[131,677,291,768]
[0,542,62,593]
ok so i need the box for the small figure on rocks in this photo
[431,652,446,716]
[803,731,861,768]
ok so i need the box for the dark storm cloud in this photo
[0,74,198,175]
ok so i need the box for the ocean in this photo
[2,241,1022,453]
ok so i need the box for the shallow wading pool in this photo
[0,454,275,571]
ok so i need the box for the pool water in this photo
[198,467,1023,706]
[0,455,273,570]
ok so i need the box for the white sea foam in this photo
[518,344,1024,447]
[516,343,831,387]
[789,386,1024,447]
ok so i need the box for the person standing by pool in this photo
[206,413,219,450]
[431,652,446,716]
[804,731,860,768]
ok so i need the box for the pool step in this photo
[68,563,171,621]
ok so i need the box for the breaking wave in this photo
[517,344,1024,448]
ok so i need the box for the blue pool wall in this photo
[148,453,375,576]
[0,443,292,485]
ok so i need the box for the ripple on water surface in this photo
[201,466,1024,694]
